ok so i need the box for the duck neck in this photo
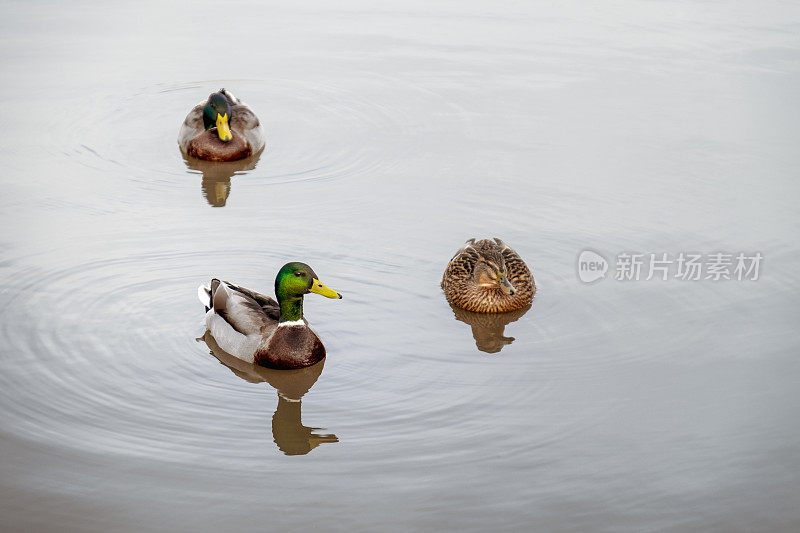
[278,295,304,323]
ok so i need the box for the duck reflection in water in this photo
[449,303,531,354]
[182,151,262,207]
[199,331,338,455]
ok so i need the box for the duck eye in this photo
[294,271,302,277]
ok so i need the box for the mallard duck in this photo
[442,238,535,313]
[197,262,342,369]
[179,88,265,162]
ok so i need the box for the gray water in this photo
[2,1,800,531]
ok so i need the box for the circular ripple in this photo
[0,233,596,468]
[36,77,473,207]
[0,246,290,462]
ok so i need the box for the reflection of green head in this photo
[274,262,342,322]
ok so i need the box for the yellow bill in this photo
[309,278,342,299]
[216,113,232,142]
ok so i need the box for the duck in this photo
[197,262,342,369]
[179,88,265,162]
[441,238,535,313]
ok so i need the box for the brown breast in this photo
[187,130,252,162]
[254,325,326,370]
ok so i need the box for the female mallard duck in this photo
[197,262,342,369]
[179,88,265,162]
[442,238,535,313]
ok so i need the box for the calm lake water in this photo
[2,1,800,531]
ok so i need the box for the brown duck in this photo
[442,238,535,313]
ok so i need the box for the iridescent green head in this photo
[202,91,233,142]
[274,262,342,322]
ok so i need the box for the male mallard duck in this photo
[179,88,265,162]
[197,262,342,369]
[442,238,535,313]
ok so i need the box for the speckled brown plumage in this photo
[441,238,535,313]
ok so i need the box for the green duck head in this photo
[274,262,342,322]
[202,91,233,142]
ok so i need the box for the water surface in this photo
[1,1,799,531]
